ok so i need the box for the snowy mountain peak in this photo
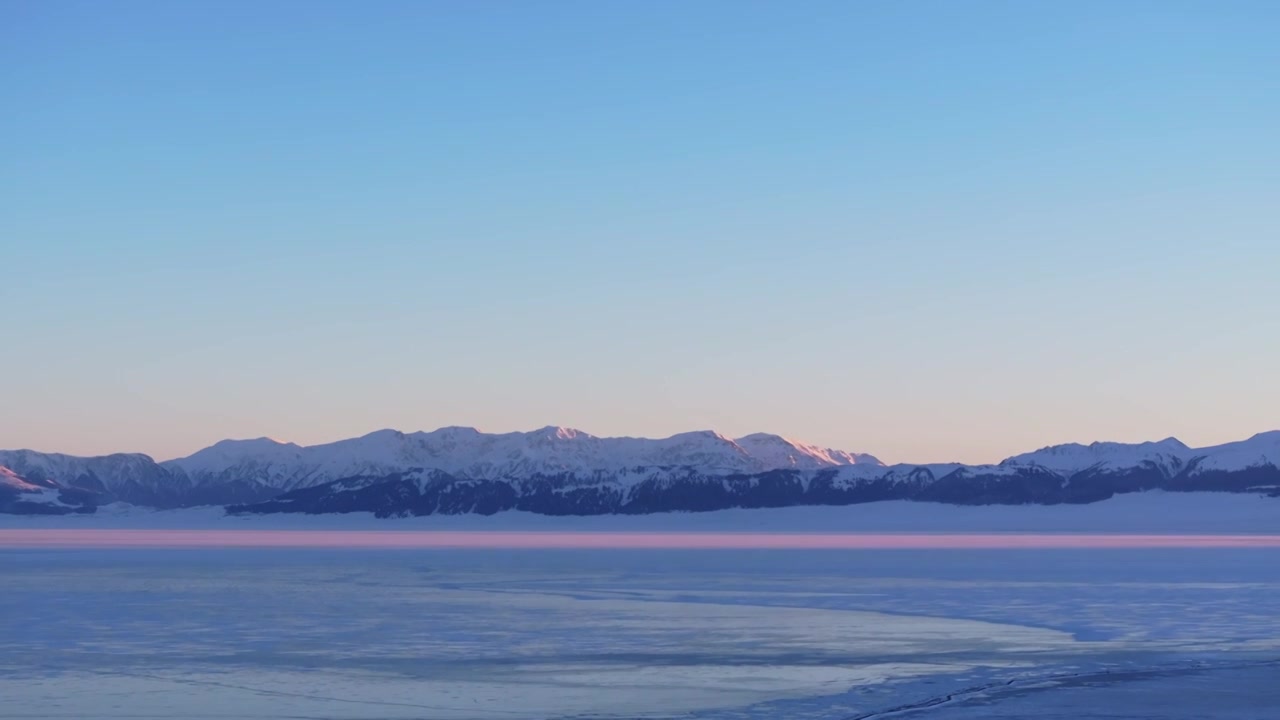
[734,432,826,450]
[359,429,407,442]
[1085,437,1189,452]
[734,433,884,469]
[175,437,303,474]
[0,449,176,509]
[431,426,482,436]
[529,426,591,441]
[1192,431,1280,472]
[1002,436,1194,475]
[669,430,735,443]
[998,432,1280,476]
[209,437,298,451]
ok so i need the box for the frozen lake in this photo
[3,534,1280,718]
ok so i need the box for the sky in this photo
[2,0,1278,465]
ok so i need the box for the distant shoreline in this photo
[3,492,1279,535]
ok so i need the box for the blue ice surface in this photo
[3,545,1280,719]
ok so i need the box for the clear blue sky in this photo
[3,0,1277,464]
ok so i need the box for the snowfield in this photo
[3,490,1279,533]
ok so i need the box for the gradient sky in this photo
[3,0,1278,465]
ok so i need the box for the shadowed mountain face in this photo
[226,459,1280,519]
[3,429,1279,516]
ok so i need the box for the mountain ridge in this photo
[3,427,1278,516]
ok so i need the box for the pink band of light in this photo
[3,529,1280,549]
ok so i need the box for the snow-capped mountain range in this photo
[166,426,884,492]
[2,427,1278,516]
